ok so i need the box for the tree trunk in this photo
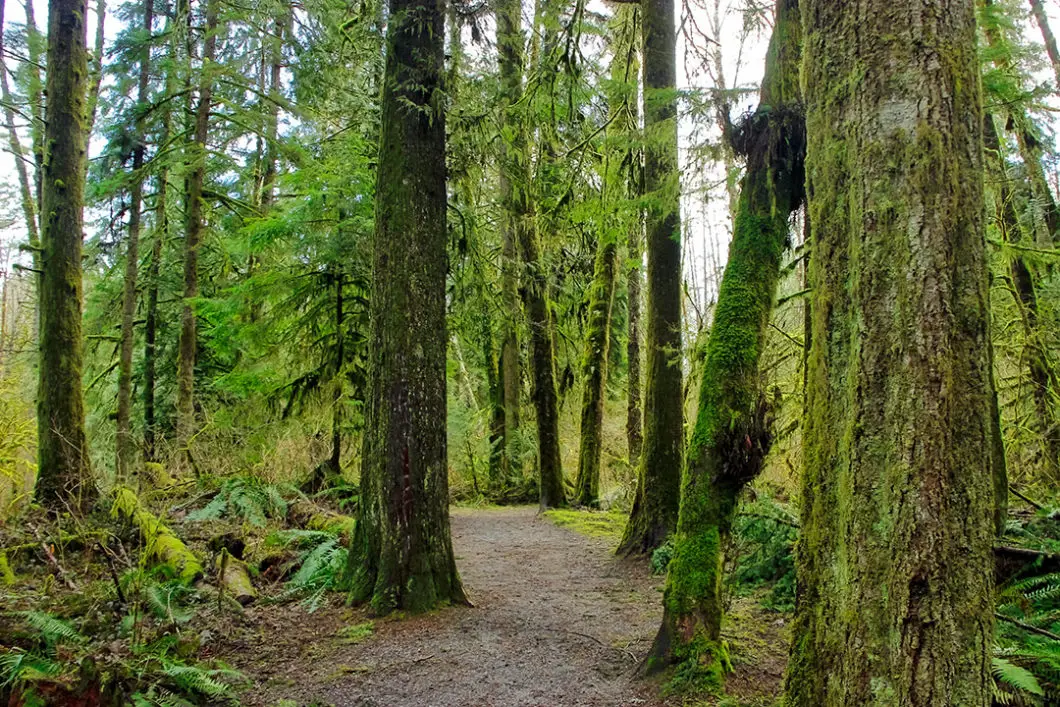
[176,0,218,451]
[36,0,94,511]
[626,222,643,467]
[645,0,803,686]
[521,223,566,508]
[24,0,45,220]
[617,0,682,555]
[330,267,343,473]
[787,0,998,703]
[984,114,1060,484]
[574,233,618,507]
[344,0,466,614]
[117,0,154,481]
[496,0,524,490]
[1029,0,1060,94]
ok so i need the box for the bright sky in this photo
[0,0,1057,320]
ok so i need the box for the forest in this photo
[2,0,1060,703]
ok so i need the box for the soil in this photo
[212,506,787,707]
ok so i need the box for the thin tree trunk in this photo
[116,0,154,481]
[496,0,523,490]
[0,12,39,251]
[345,0,466,614]
[330,267,343,473]
[644,0,803,685]
[626,221,643,466]
[143,176,165,462]
[24,0,45,218]
[617,0,682,555]
[85,0,106,135]
[36,0,94,511]
[574,232,618,507]
[176,0,218,451]
[1029,0,1060,93]
[787,0,998,703]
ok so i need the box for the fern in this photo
[17,610,85,645]
[186,476,291,527]
[0,648,63,688]
[268,528,348,610]
[993,656,1045,697]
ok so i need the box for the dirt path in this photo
[226,506,668,706]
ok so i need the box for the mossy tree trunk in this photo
[786,0,999,703]
[984,114,1060,485]
[345,0,467,614]
[176,0,218,452]
[575,232,618,507]
[496,0,524,492]
[626,221,643,466]
[116,0,154,482]
[618,0,682,555]
[330,266,344,474]
[36,0,94,511]
[645,0,803,687]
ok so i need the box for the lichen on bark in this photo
[786,0,999,703]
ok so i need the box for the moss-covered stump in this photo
[111,486,203,584]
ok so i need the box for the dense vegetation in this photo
[2,0,1060,703]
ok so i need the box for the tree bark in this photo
[36,0,94,511]
[787,0,998,703]
[574,232,618,507]
[496,0,524,490]
[176,0,218,451]
[984,114,1060,485]
[330,266,344,474]
[345,0,466,614]
[617,0,682,555]
[645,0,803,686]
[117,0,154,481]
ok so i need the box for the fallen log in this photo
[216,551,257,606]
[288,499,356,538]
[111,486,203,584]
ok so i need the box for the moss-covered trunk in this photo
[627,222,643,466]
[330,267,344,474]
[786,0,998,703]
[35,0,94,511]
[984,114,1060,484]
[176,0,217,451]
[646,0,803,686]
[617,0,682,555]
[496,0,524,491]
[521,223,566,509]
[116,0,154,481]
[345,0,466,614]
[575,233,618,507]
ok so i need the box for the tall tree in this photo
[618,0,682,555]
[1029,0,1060,92]
[495,0,524,491]
[176,0,218,452]
[116,0,155,480]
[0,0,39,252]
[36,0,94,510]
[645,0,803,685]
[787,0,1000,703]
[345,0,466,613]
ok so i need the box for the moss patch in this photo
[544,508,627,544]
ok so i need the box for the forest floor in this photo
[212,506,788,707]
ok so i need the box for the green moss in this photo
[336,620,374,645]
[544,508,627,543]
[0,551,14,585]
